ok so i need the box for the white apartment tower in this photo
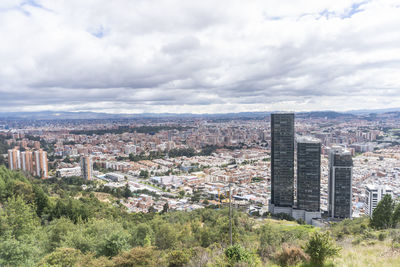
[365,185,393,217]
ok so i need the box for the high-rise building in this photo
[328,146,353,219]
[297,137,321,212]
[271,113,295,208]
[34,149,49,178]
[21,151,34,174]
[365,185,393,217]
[80,156,93,180]
[8,148,21,170]
[8,148,48,178]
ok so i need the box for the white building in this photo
[365,184,393,217]
[57,167,82,178]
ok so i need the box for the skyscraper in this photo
[8,148,48,178]
[328,146,353,219]
[21,151,34,174]
[271,113,295,208]
[80,156,93,180]
[8,148,21,170]
[34,149,49,178]
[297,137,321,212]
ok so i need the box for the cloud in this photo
[0,0,400,113]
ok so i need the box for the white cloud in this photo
[0,0,400,113]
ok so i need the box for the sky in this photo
[1,0,400,114]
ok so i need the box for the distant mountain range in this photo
[0,108,399,120]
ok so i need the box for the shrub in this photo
[275,244,309,266]
[378,232,387,241]
[224,244,259,266]
[40,247,83,267]
[112,246,159,267]
[305,231,340,266]
[166,249,192,267]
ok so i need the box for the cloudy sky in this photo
[1,0,400,114]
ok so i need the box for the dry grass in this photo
[332,239,400,267]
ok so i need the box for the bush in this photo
[40,247,83,267]
[305,231,340,266]
[378,232,387,241]
[224,244,259,266]
[275,213,295,221]
[275,244,309,266]
[166,249,192,267]
[112,246,159,267]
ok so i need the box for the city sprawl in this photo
[1,111,400,223]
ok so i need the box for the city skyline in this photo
[1,0,400,114]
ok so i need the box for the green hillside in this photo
[1,166,400,266]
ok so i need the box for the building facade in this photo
[80,156,93,180]
[297,137,321,212]
[271,113,295,207]
[365,185,393,217]
[8,148,21,170]
[34,149,49,178]
[328,146,353,219]
[8,148,48,178]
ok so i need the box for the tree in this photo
[370,194,394,229]
[112,246,159,267]
[139,170,149,178]
[178,190,185,198]
[0,235,40,266]
[0,196,40,238]
[305,231,340,266]
[40,247,83,267]
[162,202,169,213]
[123,184,132,198]
[392,203,400,227]
[155,223,178,250]
[131,223,153,247]
[167,249,192,267]
[32,184,50,218]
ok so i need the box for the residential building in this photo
[81,156,93,180]
[365,184,393,217]
[34,149,49,178]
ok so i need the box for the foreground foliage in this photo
[1,166,400,266]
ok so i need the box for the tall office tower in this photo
[271,113,295,208]
[34,149,49,178]
[297,137,321,212]
[328,146,353,219]
[365,185,393,217]
[8,148,21,170]
[21,151,34,174]
[80,156,93,180]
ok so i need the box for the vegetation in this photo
[370,194,400,229]
[305,231,340,266]
[2,166,400,266]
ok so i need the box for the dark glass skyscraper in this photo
[271,113,294,207]
[297,137,321,212]
[328,147,353,218]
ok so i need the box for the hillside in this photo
[1,166,400,266]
